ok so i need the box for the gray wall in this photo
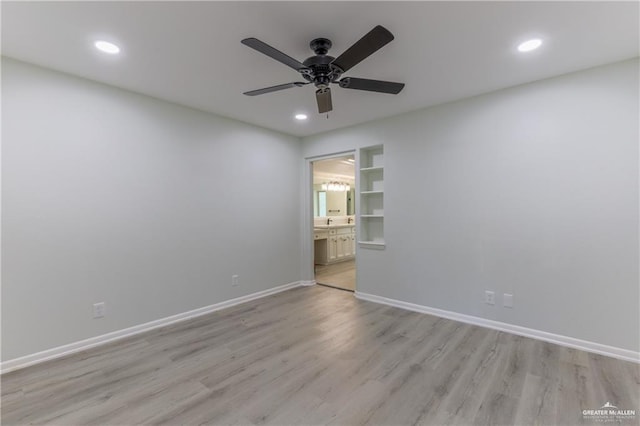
[303,59,639,352]
[3,57,638,361]
[2,58,302,360]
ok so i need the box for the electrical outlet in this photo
[93,302,106,318]
[484,291,495,305]
[232,275,239,286]
[503,293,514,308]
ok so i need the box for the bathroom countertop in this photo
[314,224,355,229]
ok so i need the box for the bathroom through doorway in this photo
[311,155,356,291]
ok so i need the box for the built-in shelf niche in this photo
[361,192,384,216]
[359,145,385,249]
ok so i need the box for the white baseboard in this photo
[355,291,639,364]
[300,280,316,286]
[1,281,304,374]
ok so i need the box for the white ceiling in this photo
[313,156,355,185]
[2,1,638,137]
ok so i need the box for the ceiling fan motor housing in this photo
[302,38,342,89]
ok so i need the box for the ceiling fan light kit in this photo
[241,25,405,114]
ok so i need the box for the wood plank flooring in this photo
[315,260,356,291]
[2,285,639,425]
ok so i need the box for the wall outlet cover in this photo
[484,291,495,305]
[503,293,514,308]
[232,275,239,286]
[93,302,106,318]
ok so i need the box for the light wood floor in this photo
[315,260,356,291]
[2,285,638,425]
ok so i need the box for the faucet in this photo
[348,217,353,224]
[327,218,333,225]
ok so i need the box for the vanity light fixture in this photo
[517,38,542,52]
[321,181,351,192]
[295,113,308,120]
[94,40,120,54]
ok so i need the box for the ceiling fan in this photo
[241,25,405,114]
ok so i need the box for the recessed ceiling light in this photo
[295,113,308,120]
[94,40,120,54]
[517,38,542,53]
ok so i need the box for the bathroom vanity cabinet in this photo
[313,226,355,265]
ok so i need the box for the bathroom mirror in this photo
[312,156,355,217]
[313,187,355,217]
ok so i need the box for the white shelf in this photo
[361,214,384,218]
[360,146,384,169]
[360,166,384,172]
[360,190,384,195]
[360,168,383,192]
[358,241,386,250]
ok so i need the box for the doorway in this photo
[311,155,356,291]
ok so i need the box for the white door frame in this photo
[302,150,357,286]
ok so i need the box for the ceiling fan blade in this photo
[316,88,333,113]
[338,77,404,94]
[331,25,395,73]
[243,82,308,96]
[241,38,308,72]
